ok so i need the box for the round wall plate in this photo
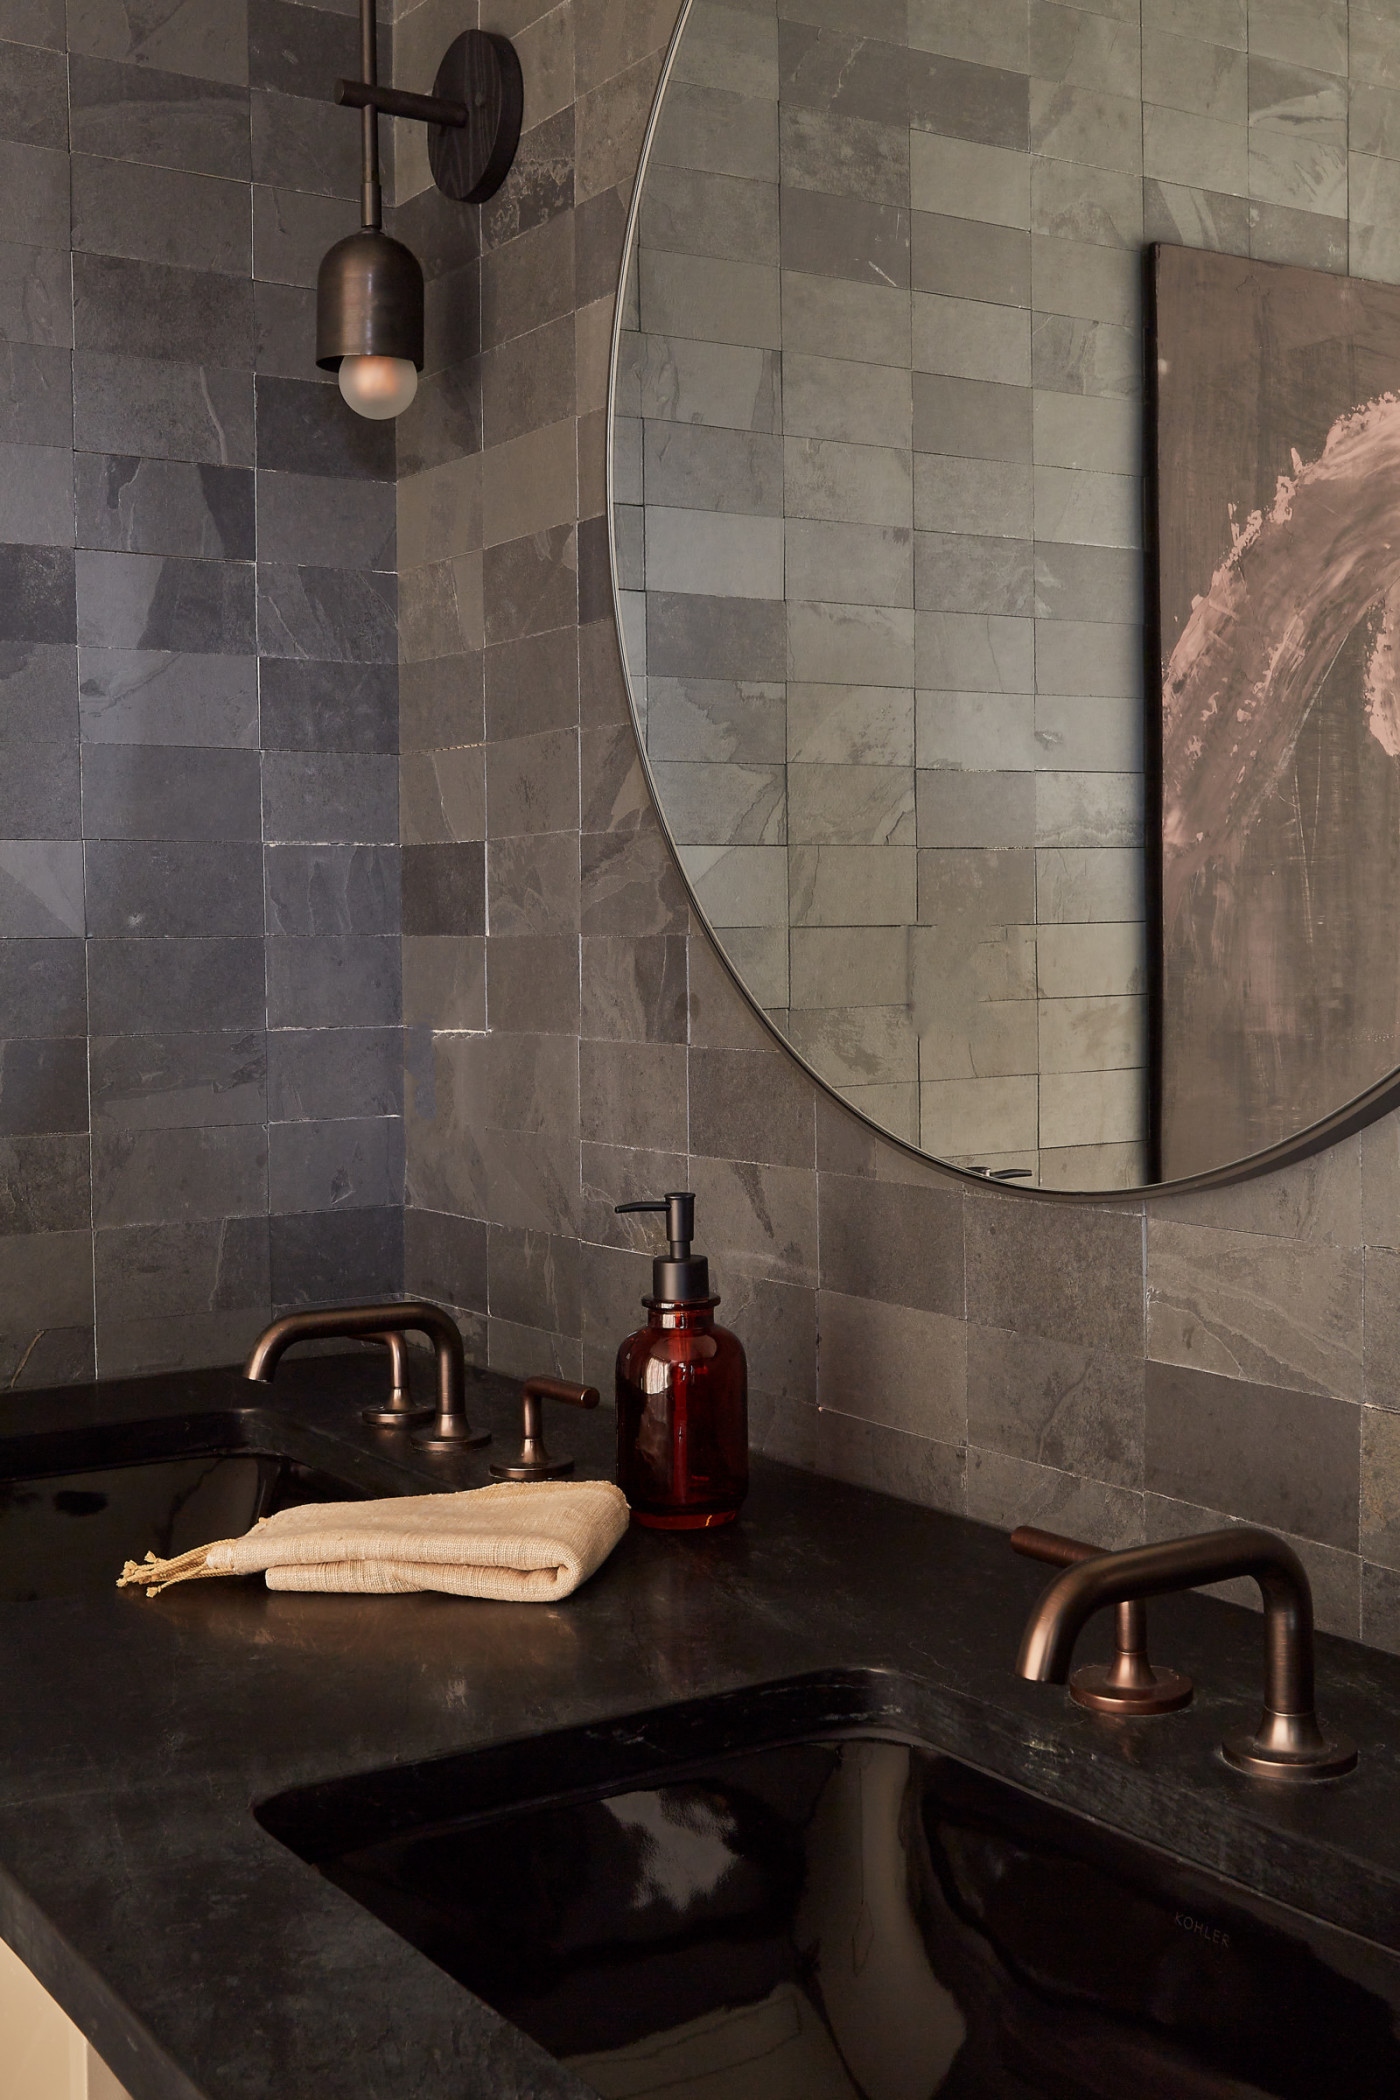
[429,30,523,203]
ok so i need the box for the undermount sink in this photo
[258,1673,1400,2100]
[0,1411,368,1603]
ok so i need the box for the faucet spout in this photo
[1016,1528,1355,1782]
[243,1299,489,1451]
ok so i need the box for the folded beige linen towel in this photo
[117,1479,630,1603]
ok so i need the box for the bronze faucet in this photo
[1016,1527,1356,1781]
[1012,1525,1192,1714]
[243,1300,489,1452]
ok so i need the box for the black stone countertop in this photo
[4,1352,1400,2100]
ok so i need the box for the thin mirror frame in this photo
[603,0,1400,1202]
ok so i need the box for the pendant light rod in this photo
[358,0,380,229]
[336,0,473,220]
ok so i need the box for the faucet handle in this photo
[490,1375,600,1481]
[1011,1524,1193,1716]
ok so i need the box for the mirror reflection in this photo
[609,0,1400,1194]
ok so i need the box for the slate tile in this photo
[0,238,71,349]
[403,1206,488,1312]
[92,1121,267,1227]
[270,1203,404,1306]
[0,1228,94,1344]
[487,831,578,938]
[579,934,687,1045]
[0,840,83,934]
[0,937,85,1035]
[394,362,483,478]
[253,276,323,382]
[967,1323,1144,1485]
[258,658,396,753]
[487,933,580,1034]
[0,743,78,839]
[689,1044,815,1169]
[1146,1216,1363,1401]
[480,105,576,254]
[256,564,396,662]
[265,934,401,1028]
[73,252,254,366]
[250,82,358,198]
[0,1036,88,1135]
[0,137,67,249]
[484,623,578,736]
[0,1131,90,1235]
[89,1029,266,1130]
[82,743,262,842]
[966,1190,1143,1351]
[0,640,78,743]
[255,374,394,478]
[401,842,486,936]
[85,840,265,938]
[71,155,251,276]
[74,352,255,468]
[267,1026,402,1122]
[0,37,66,149]
[817,1169,965,1317]
[579,1037,686,1150]
[87,936,265,1034]
[262,749,398,842]
[0,343,70,450]
[94,1215,269,1322]
[68,53,251,180]
[265,843,400,936]
[77,648,258,747]
[248,0,358,99]
[67,0,250,86]
[255,469,395,570]
[965,1445,1143,1542]
[252,183,359,289]
[269,1113,403,1214]
[1145,1359,1359,1551]
[76,552,256,653]
[486,727,579,839]
[75,456,256,560]
[0,3,65,54]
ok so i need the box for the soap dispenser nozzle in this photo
[615,1191,711,1304]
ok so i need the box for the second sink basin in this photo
[0,1410,369,1603]
[258,1672,1400,2100]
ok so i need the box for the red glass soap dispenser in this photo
[614,1192,748,1528]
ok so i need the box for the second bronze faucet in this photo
[1012,1523,1356,1783]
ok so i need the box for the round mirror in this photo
[607,0,1400,1196]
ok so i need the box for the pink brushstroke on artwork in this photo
[1162,392,1400,932]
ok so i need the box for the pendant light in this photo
[317,0,522,420]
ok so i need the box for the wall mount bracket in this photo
[334,28,522,205]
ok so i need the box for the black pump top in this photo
[615,1191,713,1303]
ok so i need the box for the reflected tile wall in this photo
[617,0,1153,1181]
[0,0,403,1388]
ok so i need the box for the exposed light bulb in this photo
[338,354,419,420]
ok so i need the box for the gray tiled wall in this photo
[0,0,404,1386]
[10,0,1400,1661]
[395,0,1400,1658]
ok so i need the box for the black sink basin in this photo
[258,1673,1400,2099]
[0,1410,369,1603]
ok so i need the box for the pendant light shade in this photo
[316,229,424,374]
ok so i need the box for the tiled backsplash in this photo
[0,0,404,1386]
[395,0,1400,1655]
